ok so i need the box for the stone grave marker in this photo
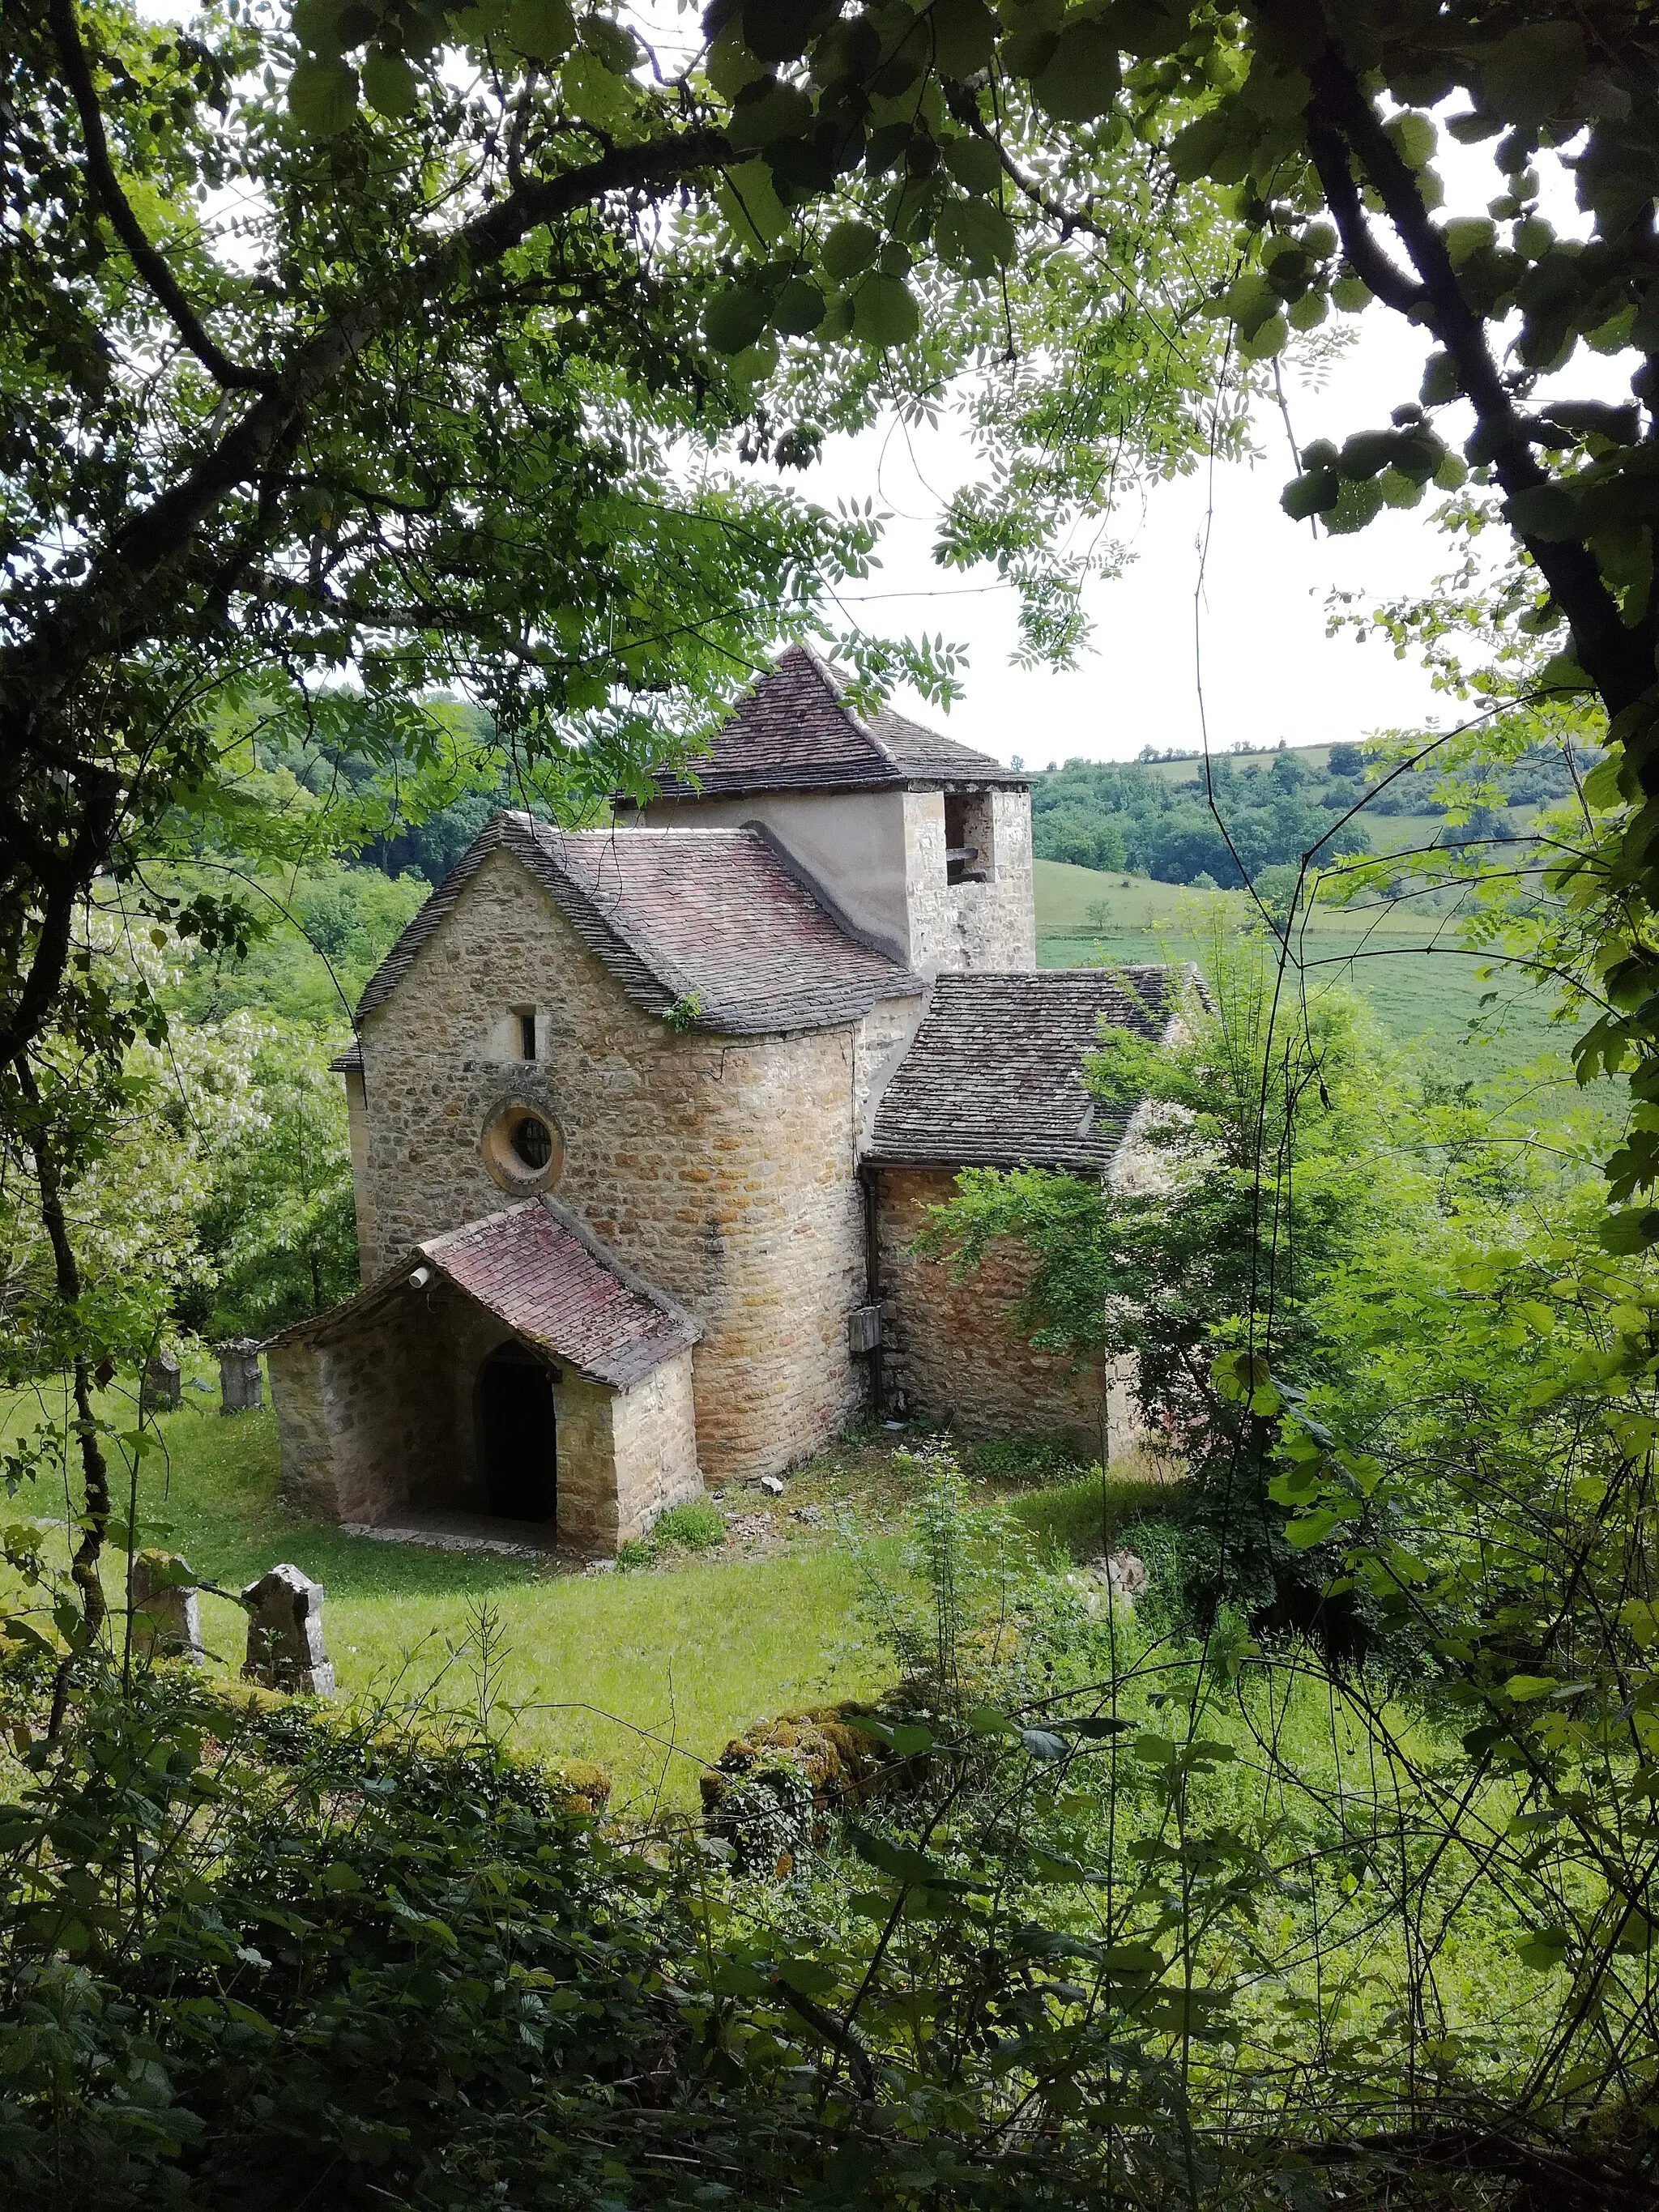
[215,1338,263,1415]
[130,1550,203,1664]
[241,1562,335,1695]
[140,1351,181,1415]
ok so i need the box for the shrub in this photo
[654,1497,725,1552]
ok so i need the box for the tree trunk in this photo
[18,1061,111,1637]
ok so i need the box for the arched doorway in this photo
[476,1345,557,1524]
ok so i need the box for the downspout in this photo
[861,1161,883,1418]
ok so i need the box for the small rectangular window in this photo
[945,791,994,885]
[517,1009,537,1061]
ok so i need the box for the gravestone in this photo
[215,1339,263,1415]
[130,1550,203,1664]
[140,1351,181,1415]
[241,1563,335,1695]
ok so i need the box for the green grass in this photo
[8,1389,894,1814]
[1034,859,1577,1072]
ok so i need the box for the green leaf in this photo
[1384,111,1436,170]
[774,1954,838,1996]
[1166,105,1230,183]
[1506,483,1580,540]
[561,49,634,130]
[941,135,1005,195]
[1516,1926,1571,1971]
[1235,309,1286,360]
[929,0,998,79]
[719,159,789,245]
[705,286,769,354]
[1033,23,1121,121]
[288,56,360,135]
[321,1860,364,1892]
[773,276,825,334]
[361,49,420,117]
[852,274,920,347]
[1330,274,1371,312]
[506,0,574,60]
[822,219,881,282]
[1479,23,1586,127]
[1504,1674,1557,1703]
[1597,1208,1659,1255]
[1284,1507,1343,1549]
[936,196,1016,276]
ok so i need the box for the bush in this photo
[654,1498,725,1552]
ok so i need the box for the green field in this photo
[4,1387,1173,1813]
[1033,858,1579,1071]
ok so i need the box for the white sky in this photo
[806,313,1461,767]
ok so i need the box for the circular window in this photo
[481,1102,563,1191]
[510,1114,552,1170]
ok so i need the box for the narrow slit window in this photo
[517,1009,537,1061]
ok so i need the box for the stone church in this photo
[267,647,1181,1552]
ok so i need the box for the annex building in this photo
[267,647,1181,1552]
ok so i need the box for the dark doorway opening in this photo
[477,1345,557,1524]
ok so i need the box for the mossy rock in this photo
[699,1697,921,1831]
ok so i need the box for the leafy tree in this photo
[923,923,1406,1642]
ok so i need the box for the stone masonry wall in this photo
[876,1165,1107,1450]
[611,1350,702,1546]
[269,1270,686,1552]
[352,846,891,1481]
[902,787,1038,976]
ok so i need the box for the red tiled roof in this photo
[644,645,1027,799]
[420,1201,693,1387]
[267,1199,695,1389]
[353,811,919,1036]
[866,967,1188,1174]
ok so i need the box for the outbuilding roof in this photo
[352,810,920,1037]
[865,967,1188,1175]
[265,1197,696,1390]
[643,645,1027,800]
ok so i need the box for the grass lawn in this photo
[5,1379,1179,1814]
[1033,858,1578,1072]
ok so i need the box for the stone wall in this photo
[612,1351,701,1546]
[352,846,891,1481]
[902,787,1037,976]
[876,1164,1107,1451]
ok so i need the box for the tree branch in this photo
[3,126,731,742]
[1302,36,1657,727]
[48,0,267,391]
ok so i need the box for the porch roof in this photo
[266,1198,696,1391]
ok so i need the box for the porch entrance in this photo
[476,1345,557,1524]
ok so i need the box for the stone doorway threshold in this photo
[341,1509,571,1563]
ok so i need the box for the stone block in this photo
[216,1339,263,1415]
[241,1562,335,1695]
[140,1352,181,1415]
[130,1551,203,1663]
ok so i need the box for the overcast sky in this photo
[804,311,1473,769]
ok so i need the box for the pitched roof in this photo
[266,1198,696,1389]
[645,645,1027,799]
[353,811,919,1037]
[866,967,1187,1174]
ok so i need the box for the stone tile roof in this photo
[646,645,1027,799]
[866,967,1185,1174]
[266,1197,696,1390]
[420,1200,695,1387]
[353,810,919,1037]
